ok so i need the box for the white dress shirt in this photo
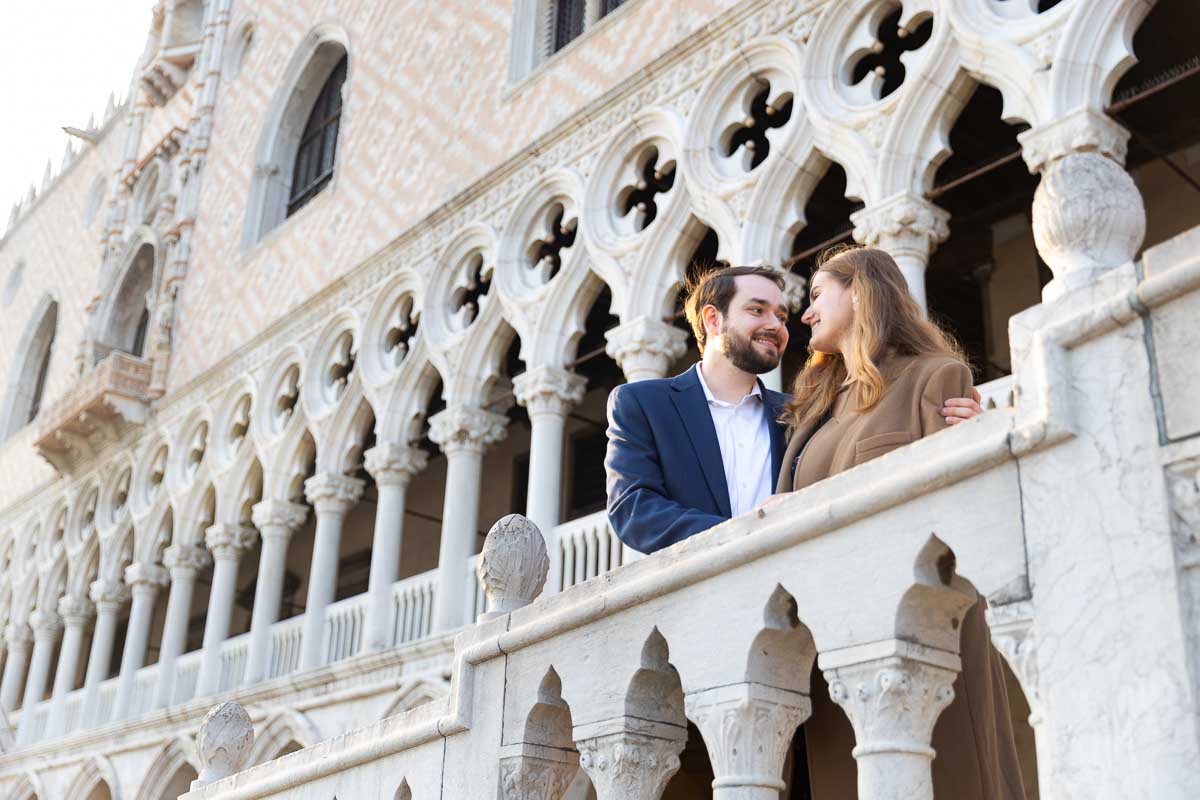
[696,364,774,517]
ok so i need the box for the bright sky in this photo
[0,1,156,235]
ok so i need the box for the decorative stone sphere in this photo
[193,701,255,789]
[1031,151,1146,301]
[477,513,550,618]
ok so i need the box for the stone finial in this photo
[193,701,255,789]
[477,514,550,619]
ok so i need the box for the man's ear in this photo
[701,304,722,339]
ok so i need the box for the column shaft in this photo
[196,553,240,695]
[0,627,31,712]
[363,481,407,651]
[80,583,125,726]
[16,615,61,743]
[45,597,92,736]
[299,474,364,671]
[112,565,167,720]
[245,530,290,683]
[433,447,485,631]
[153,545,210,708]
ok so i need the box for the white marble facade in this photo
[0,0,1197,798]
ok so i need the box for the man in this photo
[605,264,981,554]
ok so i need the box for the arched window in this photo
[1,297,58,439]
[288,55,347,216]
[101,242,155,361]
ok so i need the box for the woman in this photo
[777,245,1026,800]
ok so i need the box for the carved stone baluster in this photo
[192,700,255,789]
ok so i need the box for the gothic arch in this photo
[8,770,45,800]
[95,236,159,362]
[133,737,199,800]
[378,677,450,719]
[64,755,122,800]
[247,709,320,765]
[242,24,351,248]
[0,292,59,439]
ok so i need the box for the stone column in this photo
[987,600,1052,791]
[361,443,428,653]
[851,193,950,313]
[513,366,586,596]
[45,595,94,736]
[821,640,960,800]
[0,623,32,712]
[299,473,365,670]
[112,562,169,720]
[1018,107,1145,302]
[196,524,258,696]
[686,682,812,799]
[15,610,62,742]
[153,544,212,708]
[604,317,689,383]
[80,580,127,725]
[428,406,508,632]
[244,500,308,684]
[575,721,687,800]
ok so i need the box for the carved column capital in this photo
[163,543,213,577]
[512,366,587,419]
[576,728,686,800]
[477,514,549,619]
[605,318,688,383]
[685,682,812,795]
[1018,106,1130,173]
[250,500,309,539]
[428,406,508,456]
[303,473,365,515]
[499,745,579,800]
[89,578,129,611]
[57,595,95,628]
[124,561,170,592]
[364,442,429,488]
[193,701,255,789]
[3,623,32,650]
[204,524,258,560]
[28,609,63,640]
[986,600,1044,723]
[851,192,950,260]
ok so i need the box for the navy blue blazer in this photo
[604,365,789,555]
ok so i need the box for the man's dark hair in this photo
[683,265,786,354]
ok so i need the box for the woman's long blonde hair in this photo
[783,245,965,430]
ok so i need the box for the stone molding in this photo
[986,600,1043,725]
[512,366,587,419]
[124,561,170,590]
[250,500,310,537]
[1018,107,1131,173]
[89,579,129,610]
[576,727,686,800]
[57,595,95,627]
[193,701,255,790]
[303,473,366,514]
[204,523,259,559]
[364,442,429,487]
[427,407,509,456]
[163,543,213,575]
[851,192,951,260]
[2,623,32,649]
[685,681,812,794]
[604,318,688,383]
[28,609,63,639]
[477,514,550,619]
[498,746,579,800]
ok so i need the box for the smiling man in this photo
[605,263,983,555]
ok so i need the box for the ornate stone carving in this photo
[1018,107,1131,175]
[303,473,366,514]
[1030,150,1145,301]
[193,701,255,789]
[89,579,129,610]
[478,514,550,618]
[851,193,950,261]
[986,600,1043,718]
[204,524,259,559]
[163,543,213,575]
[685,682,812,795]
[577,730,685,800]
[3,623,32,650]
[604,318,689,383]
[779,268,808,312]
[823,642,960,800]
[428,407,509,456]
[499,751,577,800]
[250,500,310,538]
[28,609,63,639]
[512,366,587,419]
[124,561,170,590]
[57,595,95,628]
[364,442,429,487]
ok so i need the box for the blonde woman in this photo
[777,245,1025,799]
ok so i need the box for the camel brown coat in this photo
[777,352,1026,800]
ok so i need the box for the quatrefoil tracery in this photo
[450,252,493,331]
[724,83,794,171]
[845,5,934,103]
[527,203,578,284]
[617,146,677,233]
[273,365,301,429]
[229,395,251,445]
[384,295,419,368]
[326,332,357,401]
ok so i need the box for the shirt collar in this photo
[696,363,762,407]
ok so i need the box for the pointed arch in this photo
[95,237,158,361]
[64,755,122,800]
[1,292,59,439]
[247,709,320,765]
[8,770,45,800]
[378,677,450,719]
[134,737,198,800]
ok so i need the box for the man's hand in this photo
[941,387,984,425]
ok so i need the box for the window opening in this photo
[287,55,348,216]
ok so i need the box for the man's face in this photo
[706,274,790,374]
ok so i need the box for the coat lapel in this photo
[760,384,787,487]
[669,367,732,518]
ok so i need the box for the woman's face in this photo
[801,270,855,354]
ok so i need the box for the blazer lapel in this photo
[760,385,787,487]
[669,367,732,517]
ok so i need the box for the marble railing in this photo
[265,615,305,682]
[391,571,436,645]
[324,594,368,664]
[978,374,1016,411]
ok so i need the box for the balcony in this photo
[33,351,152,474]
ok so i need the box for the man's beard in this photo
[720,323,782,374]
